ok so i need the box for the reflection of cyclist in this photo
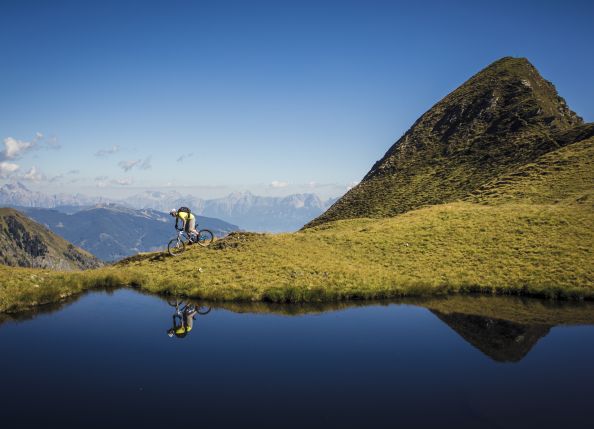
[167,304,198,338]
[169,207,198,240]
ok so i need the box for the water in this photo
[1,289,593,428]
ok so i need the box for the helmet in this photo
[169,209,177,217]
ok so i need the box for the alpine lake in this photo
[1,288,593,428]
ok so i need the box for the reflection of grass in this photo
[410,295,594,325]
[4,287,594,331]
[0,265,144,313]
[1,137,592,313]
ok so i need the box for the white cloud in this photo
[177,152,194,162]
[2,137,34,160]
[346,181,359,191]
[67,169,80,175]
[270,180,289,188]
[21,166,44,182]
[95,145,120,157]
[45,136,61,150]
[118,159,141,172]
[0,161,19,177]
[94,176,109,188]
[111,177,133,186]
[1,133,61,161]
[140,156,152,170]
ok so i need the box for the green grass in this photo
[1,200,591,313]
[469,136,594,205]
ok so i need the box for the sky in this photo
[1,0,593,200]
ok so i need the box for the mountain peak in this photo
[307,57,590,227]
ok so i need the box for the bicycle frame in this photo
[174,229,195,243]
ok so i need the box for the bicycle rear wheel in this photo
[196,305,211,315]
[197,229,214,247]
[168,238,186,256]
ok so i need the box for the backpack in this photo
[177,206,191,215]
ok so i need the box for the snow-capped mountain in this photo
[1,182,337,232]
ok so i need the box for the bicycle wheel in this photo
[168,238,186,256]
[197,229,214,247]
[196,305,211,315]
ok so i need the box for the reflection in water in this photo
[431,310,551,362]
[166,298,211,338]
[2,289,593,428]
[2,290,593,362]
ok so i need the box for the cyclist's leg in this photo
[187,217,197,241]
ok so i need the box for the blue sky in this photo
[1,0,593,199]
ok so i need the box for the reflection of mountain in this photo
[432,310,550,362]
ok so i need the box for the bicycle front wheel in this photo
[168,238,186,256]
[197,229,214,247]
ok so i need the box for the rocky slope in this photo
[0,208,102,270]
[307,57,590,227]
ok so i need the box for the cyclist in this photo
[167,303,198,338]
[169,207,198,242]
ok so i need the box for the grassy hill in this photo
[306,57,585,227]
[0,208,102,271]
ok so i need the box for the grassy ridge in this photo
[469,136,594,205]
[2,200,591,312]
[307,58,585,228]
[118,202,592,301]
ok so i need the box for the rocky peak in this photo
[306,57,590,227]
[366,57,581,181]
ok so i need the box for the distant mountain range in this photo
[127,190,337,232]
[0,208,102,270]
[0,182,112,208]
[0,183,337,232]
[20,204,240,262]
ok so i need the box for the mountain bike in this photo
[167,228,214,256]
[167,298,212,316]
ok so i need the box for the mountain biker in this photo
[169,207,198,242]
[167,303,198,338]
